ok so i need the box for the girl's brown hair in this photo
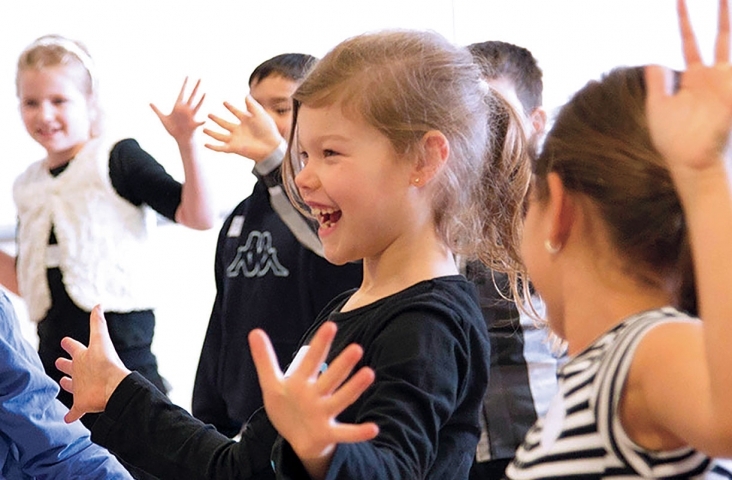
[282,29,531,285]
[533,66,695,313]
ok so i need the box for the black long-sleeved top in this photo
[92,276,490,480]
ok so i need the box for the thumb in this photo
[150,103,165,121]
[89,305,114,351]
[64,405,84,424]
[244,95,268,117]
[249,329,284,389]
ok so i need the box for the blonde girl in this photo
[0,35,214,418]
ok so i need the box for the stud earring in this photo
[544,239,561,254]
[412,177,421,186]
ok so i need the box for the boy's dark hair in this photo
[248,53,318,86]
[467,41,542,114]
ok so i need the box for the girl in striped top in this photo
[498,0,732,477]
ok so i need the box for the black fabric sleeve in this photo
[91,372,277,480]
[108,138,182,221]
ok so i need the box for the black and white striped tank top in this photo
[505,307,732,479]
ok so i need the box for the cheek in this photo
[20,110,36,132]
[275,117,291,139]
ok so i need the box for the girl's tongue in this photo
[319,209,342,228]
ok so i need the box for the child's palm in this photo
[249,322,378,472]
[647,64,732,172]
[203,97,282,161]
[151,77,206,141]
[647,0,732,173]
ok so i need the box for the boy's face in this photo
[249,74,299,139]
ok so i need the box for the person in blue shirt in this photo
[0,289,132,479]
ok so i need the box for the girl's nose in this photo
[294,160,318,193]
[40,101,54,120]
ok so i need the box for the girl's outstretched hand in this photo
[645,0,732,174]
[249,322,378,479]
[151,77,206,143]
[55,305,131,424]
[203,96,283,162]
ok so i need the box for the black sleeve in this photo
[91,372,277,480]
[108,138,182,221]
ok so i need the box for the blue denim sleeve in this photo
[0,292,133,479]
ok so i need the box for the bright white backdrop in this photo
[0,0,719,410]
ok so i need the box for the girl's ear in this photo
[412,130,449,186]
[546,172,574,250]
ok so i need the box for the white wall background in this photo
[0,0,719,411]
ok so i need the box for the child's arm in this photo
[204,96,325,256]
[0,296,133,479]
[0,250,18,295]
[150,77,215,230]
[203,96,284,163]
[55,308,375,479]
[56,304,280,478]
[630,0,732,455]
[249,322,379,480]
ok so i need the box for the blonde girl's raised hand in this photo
[203,96,283,163]
[55,306,131,424]
[152,77,215,229]
[645,0,732,175]
[150,77,207,144]
[249,322,379,480]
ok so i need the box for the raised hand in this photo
[55,305,131,424]
[151,77,206,144]
[645,0,732,173]
[249,322,378,479]
[203,96,283,163]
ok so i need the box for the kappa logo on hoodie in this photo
[226,229,289,278]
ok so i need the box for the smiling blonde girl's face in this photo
[18,65,94,167]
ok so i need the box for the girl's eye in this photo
[298,151,309,165]
[22,100,38,108]
[275,107,292,116]
[323,149,338,157]
[52,98,67,106]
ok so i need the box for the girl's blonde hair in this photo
[16,34,102,137]
[282,29,531,291]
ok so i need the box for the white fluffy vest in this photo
[13,138,157,322]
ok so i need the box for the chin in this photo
[322,249,349,266]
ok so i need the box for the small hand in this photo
[150,77,206,143]
[645,0,732,173]
[250,322,378,476]
[55,305,131,424]
[203,96,283,163]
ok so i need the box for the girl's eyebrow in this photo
[301,133,350,144]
